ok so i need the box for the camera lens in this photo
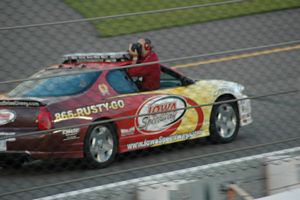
[131,43,142,56]
[131,43,137,51]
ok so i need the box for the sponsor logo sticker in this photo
[135,95,187,135]
[54,128,80,141]
[98,84,110,96]
[127,130,203,150]
[0,109,16,126]
[120,127,135,136]
[0,132,16,151]
[61,128,80,141]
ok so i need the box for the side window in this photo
[160,68,183,89]
[160,71,178,80]
[106,70,139,94]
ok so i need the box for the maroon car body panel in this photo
[0,58,202,160]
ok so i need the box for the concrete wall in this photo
[37,147,300,200]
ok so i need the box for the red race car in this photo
[0,52,252,168]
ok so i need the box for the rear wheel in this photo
[84,123,118,168]
[0,157,25,169]
[209,96,240,143]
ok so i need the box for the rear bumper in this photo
[0,130,85,160]
[0,151,31,163]
[0,150,83,160]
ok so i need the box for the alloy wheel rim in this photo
[89,126,113,163]
[215,104,237,139]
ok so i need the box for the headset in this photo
[130,38,153,57]
[144,38,152,50]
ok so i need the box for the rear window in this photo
[9,70,101,97]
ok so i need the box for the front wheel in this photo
[84,123,118,168]
[209,96,240,143]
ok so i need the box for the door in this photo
[111,67,205,152]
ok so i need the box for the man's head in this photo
[137,38,153,57]
[129,38,153,59]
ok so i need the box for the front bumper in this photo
[237,96,253,126]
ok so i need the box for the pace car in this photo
[0,52,252,168]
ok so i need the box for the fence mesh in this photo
[0,0,299,199]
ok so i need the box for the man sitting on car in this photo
[127,38,160,91]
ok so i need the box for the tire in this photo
[83,123,118,168]
[209,96,240,143]
[0,157,25,169]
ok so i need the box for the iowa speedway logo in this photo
[135,95,187,135]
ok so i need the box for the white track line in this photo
[36,146,300,200]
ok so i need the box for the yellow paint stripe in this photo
[173,44,300,69]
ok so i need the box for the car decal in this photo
[0,109,16,125]
[53,128,81,141]
[120,127,135,136]
[54,99,125,122]
[135,95,187,135]
[98,84,110,96]
[0,100,41,107]
[127,130,204,150]
[170,97,204,136]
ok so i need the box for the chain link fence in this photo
[31,147,300,200]
[0,0,299,199]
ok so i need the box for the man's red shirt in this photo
[127,51,160,91]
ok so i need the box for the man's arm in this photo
[128,51,159,76]
[127,43,145,76]
[127,65,147,77]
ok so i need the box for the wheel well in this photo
[215,94,236,102]
[215,94,239,115]
[93,117,117,129]
[92,117,119,137]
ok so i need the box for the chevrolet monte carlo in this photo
[0,52,252,168]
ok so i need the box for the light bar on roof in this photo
[62,52,130,63]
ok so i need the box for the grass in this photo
[64,0,300,37]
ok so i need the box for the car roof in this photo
[49,61,132,70]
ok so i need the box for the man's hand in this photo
[128,43,138,63]
[0,93,7,99]
[128,44,138,57]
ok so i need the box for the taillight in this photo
[37,107,53,130]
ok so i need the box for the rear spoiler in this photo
[0,99,45,107]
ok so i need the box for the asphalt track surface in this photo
[0,1,299,199]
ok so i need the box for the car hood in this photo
[193,79,245,96]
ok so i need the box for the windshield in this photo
[9,70,101,97]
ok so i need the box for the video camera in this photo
[131,43,143,56]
